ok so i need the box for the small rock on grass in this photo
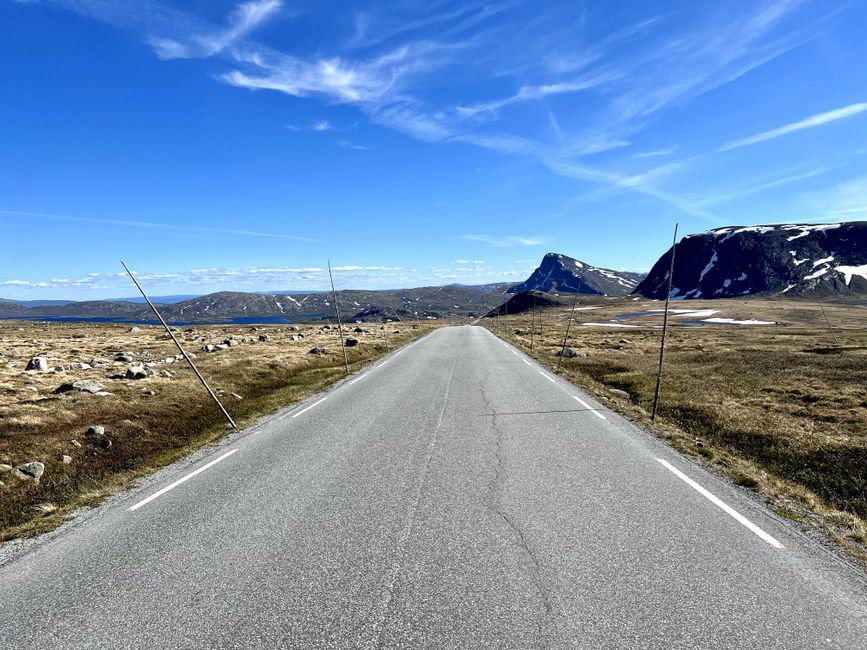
[15,461,45,481]
[60,455,73,465]
[70,440,82,448]
[0,463,12,473]
[309,347,329,355]
[87,425,105,436]
[607,388,632,402]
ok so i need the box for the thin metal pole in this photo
[651,224,679,421]
[557,291,581,370]
[120,260,236,429]
[327,259,350,375]
[530,293,537,351]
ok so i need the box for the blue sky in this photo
[2,0,866,299]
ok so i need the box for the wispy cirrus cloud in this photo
[719,101,867,151]
[26,0,834,223]
[0,209,324,242]
[149,0,282,60]
[459,234,545,247]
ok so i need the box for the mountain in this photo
[486,291,569,316]
[635,221,867,299]
[508,253,644,296]
[0,284,511,323]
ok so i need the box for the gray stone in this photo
[344,337,359,347]
[25,357,49,372]
[0,463,12,473]
[128,327,141,333]
[159,370,174,378]
[15,461,45,481]
[126,364,148,380]
[73,380,105,394]
[556,347,584,358]
[87,425,106,436]
[308,347,329,355]
[61,455,73,465]
[70,440,82,448]
[224,338,239,348]
[258,334,271,342]
[203,344,216,352]
[216,344,229,351]
[89,358,111,367]
[607,388,632,402]
[116,352,134,363]
[230,393,242,400]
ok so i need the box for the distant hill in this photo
[509,253,643,296]
[0,284,512,324]
[485,291,569,316]
[635,221,867,299]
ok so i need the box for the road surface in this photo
[1,325,865,648]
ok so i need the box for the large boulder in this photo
[54,380,106,394]
[25,357,49,372]
[344,338,359,347]
[308,347,329,355]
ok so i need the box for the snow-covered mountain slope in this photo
[509,253,644,296]
[634,221,867,299]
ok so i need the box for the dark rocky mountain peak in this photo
[509,253,643,297]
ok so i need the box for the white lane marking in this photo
[510,349,518,356]
[379,358,391,367]
[129,449,237,512]
[656,458,783,549]
[522,358,531,366]
[291,397,327,418]
[540,371,556,383]
[349,374,366,385]
[572,395,607,420]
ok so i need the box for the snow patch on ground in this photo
[836,264,867,285]
[702,317,775,325]
[804,267,829,281]
[812,256,835,267]
[699,251,718,282]
[782,223,841,241]
[582,323,643,328]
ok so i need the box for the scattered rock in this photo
[126,364,148,380]
[55,380,106,394]
[321,325,332,331]
[89,358,111,368]
[142,390,156,396]
[15,461,45,481]
[60,455,73,465]
[694,440,705,448]
[0,463,12,473]
[230,393,242,400]
[159,370,174,378]
[67,362,91,370]
[224,338,239,348]
[555,347,584,358]
[216,344,230,351]
[25,356,49,372]
[87,425,106,436]
[258,334,271,342]
[72,334,88,340]
[309,347,329,355]
[70,440,82,448]
[128,327,141,333]
[116,352,134,363]
[95,391,114,398]
[53,366,67,373]
[289,326,300,331]
[203,344,216,353]
[607,388,632,402]
[514,329,528,336]
[33,503,57,515]
[344,337,359,347]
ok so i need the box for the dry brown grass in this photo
[484,297,867,564]
[0,319,442,540]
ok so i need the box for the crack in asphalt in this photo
[360,356,459,649]
[478,359,553,648]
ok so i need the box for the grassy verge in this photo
[0,320,441,541]
[482,297,867,565]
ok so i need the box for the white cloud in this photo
[719,102,867,151]
[460,235,546,247]
[633,146,678,158]
[149,0,282,60]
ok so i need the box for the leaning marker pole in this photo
[651,224,679,421]
[557,291,581,370]
[327,259,350,375]
[120,260,236,429]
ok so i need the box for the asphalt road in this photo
[1,325,866,648]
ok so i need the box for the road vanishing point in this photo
[1,326,865,648]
